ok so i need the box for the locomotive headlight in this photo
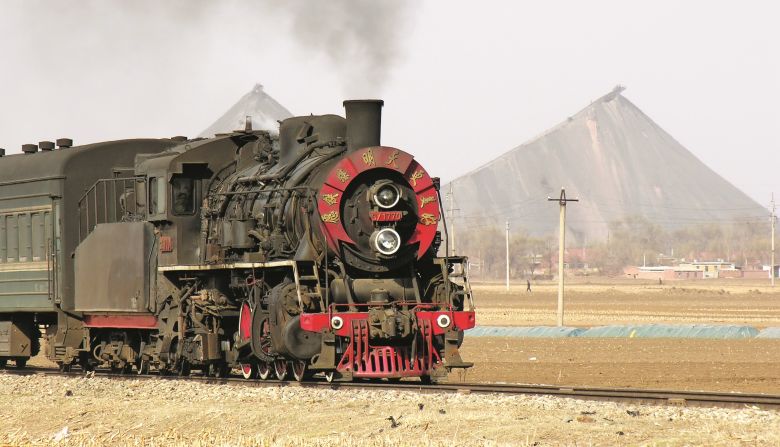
[436,314,452,329]
[373,183,401,209]
[370,228,401,255]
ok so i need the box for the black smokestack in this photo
[344,99,383,153]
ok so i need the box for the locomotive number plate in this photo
[370,211,403,222]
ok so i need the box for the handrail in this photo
[77,176,147,241]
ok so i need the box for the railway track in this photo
[2,367,779,410]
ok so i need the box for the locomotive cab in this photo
[133,136,241,265]
[68,136,252,372]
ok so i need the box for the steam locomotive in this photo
[0,100,475,382]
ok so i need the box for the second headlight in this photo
[370,228,401,255]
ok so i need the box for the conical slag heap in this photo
[446,87,765,242]
[199,84,293,137]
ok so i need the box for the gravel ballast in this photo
[0,373,778,446]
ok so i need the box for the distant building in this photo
[624,260,740,280]
[763,264,780,277]
[625,266,674,280]
[672,268,704,280]
[677,260,735,279]
[563,247,588,269]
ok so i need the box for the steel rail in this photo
[2,368,779,410]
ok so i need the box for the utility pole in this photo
[769,193,775,287]
[446,184,459,255]
[548,188,579,327]
[505,221,510,291]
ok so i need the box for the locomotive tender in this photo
[0,100,475,382]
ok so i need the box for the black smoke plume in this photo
[260,0,414,96]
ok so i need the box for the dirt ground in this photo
[471,279,780,327]
[448,279,780,393]
[455,338,780,393]
[1,374,778,446]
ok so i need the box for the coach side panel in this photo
[0,178,61,314]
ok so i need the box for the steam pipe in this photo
[237,142,345,184]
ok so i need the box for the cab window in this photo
[149,177,166,215]
[171,177,195,215]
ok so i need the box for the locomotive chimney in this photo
[0,148,5,157]
[343,99,383,153]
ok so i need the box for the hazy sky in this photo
[1,1,777,206]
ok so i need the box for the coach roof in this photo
[0,139,177,185]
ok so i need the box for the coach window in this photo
[148,177,166,215]
[171,177,195,215]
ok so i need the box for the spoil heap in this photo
[199,84,292,137]
[446,87,764,241]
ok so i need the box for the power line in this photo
[448,193,767,222]
[455,215,770,230]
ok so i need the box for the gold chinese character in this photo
[385,150,400,168]
[361,148,376,167]
[322,193,339,205]
[336,169,350,183]
[420,213,437,226]
[321,211,339,223]
[409,170,424,187]
[418,195,435,208]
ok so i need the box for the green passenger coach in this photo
[0,139,174,366]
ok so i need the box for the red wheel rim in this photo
[259,319,272,356]
[292,361,306,382]
[274,360,288,380]
[258,362,271,380]
[239,302,252,342]
[240,363,254,379]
